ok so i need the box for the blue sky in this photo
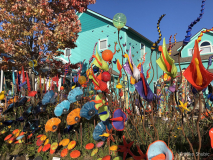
[88,0,213,45]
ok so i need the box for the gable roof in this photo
[177,28,213,51]
[77,9,154,45]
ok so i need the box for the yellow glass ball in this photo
[116,83,123,89]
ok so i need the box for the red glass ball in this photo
[101,72,111,82]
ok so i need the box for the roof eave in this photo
[127,27,154,45]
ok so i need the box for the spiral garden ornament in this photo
[151,14,166,51]
[183,0,206,45]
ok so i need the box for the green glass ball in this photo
[113,13,127,30]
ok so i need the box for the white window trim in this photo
[140,43,145,59]
[64,48,71,57]
[99,38,108,51]
[199,41,212,54]
[200,46,212,54]
[188,48,193,56]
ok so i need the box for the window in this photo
[65,48,71,57]
[140,43,145,58]
[188,49,193,56]
[99,39,107,50]
[200,41,212,54]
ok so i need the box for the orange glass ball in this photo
[102,50,113,62]
[60,86,64,90]
[78,76,86,85]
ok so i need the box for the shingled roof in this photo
[162,41,213,64]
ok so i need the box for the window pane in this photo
[100,40,107,49]
[66,48,71,56]
[200,41,210,47]
[200,47,211,54]
[188,49,193,56]
[141,43,144,49]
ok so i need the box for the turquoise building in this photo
[170,28,213,73]
[55,9,160,93]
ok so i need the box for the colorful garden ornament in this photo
[61,148,68,158]
[156,38,177,78]
[134,64,154,102]
[123,47,140,81]
[70,150,81,159]
[67,87,83,103]
[93,121,113,141]
[67,108,81,125]
[102,42,117,62]
[45,118,61,132]
[117,136,134,160]
[110,108,127,131]
[209,128,213,148]
[183,40,213,91]
[146,140,174,160]
[59,139,70,147]
[93,93,106,110]
[68,140,76,150]
[42,90,55,105]
[54,100,70,117]
[98,105,110,121]
[91,46,109,71]
[80,101,97,120]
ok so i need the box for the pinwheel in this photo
[80,101,97,120]
[146,140,174,160]
[54,100,70,117]
[183,40,213,91]
[123,47,140,81]
[67,87,83,103]
[110,108,127,131]
[156,38,177,78]
[91,46,109,71]
[42,90,56,105]
[98,105,110,122]
[134,65,154,102]
[93,121,113,141]
[45,118,61,132]
[67,108,81,125]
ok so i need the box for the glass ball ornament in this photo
[113,13,127,30]
[78,76,86,85]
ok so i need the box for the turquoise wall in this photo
[56,10,157,94]
[181,31,213,58]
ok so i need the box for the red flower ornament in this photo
[183,40,213,91]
